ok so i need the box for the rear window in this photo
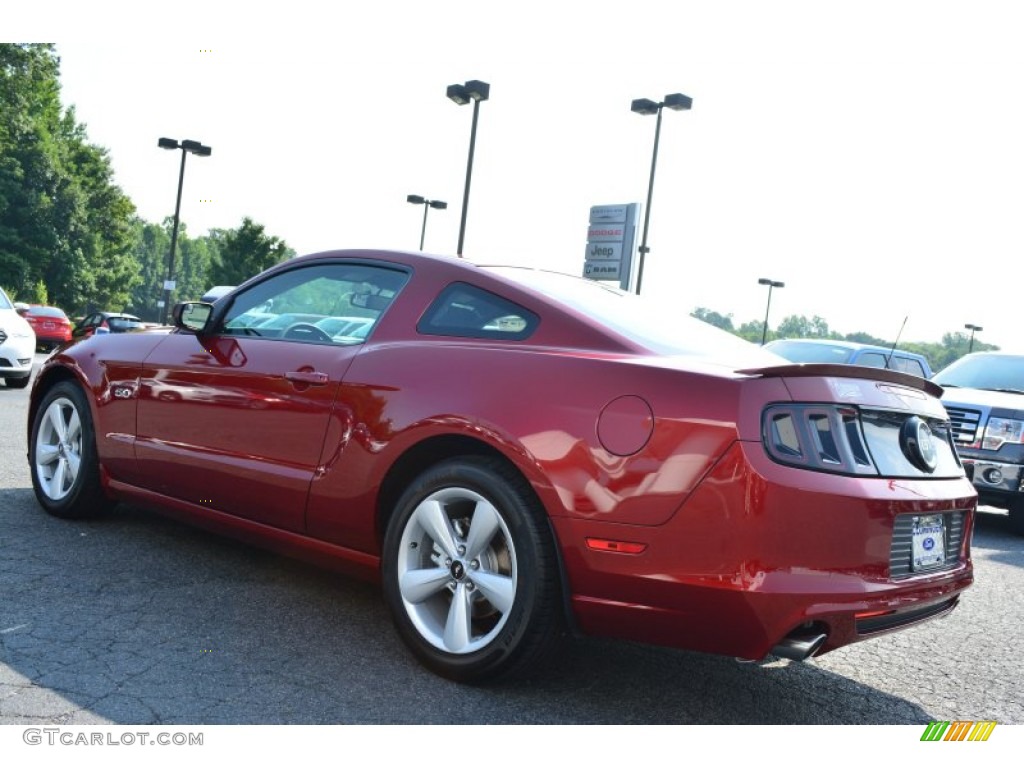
[857,352,889,369]
[418,282,539,341]
[485,266,782,367]
[29,307,68,319]
[108,317,143,331]
[764,341,855,364]
[890,357,927,378]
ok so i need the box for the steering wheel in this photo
[282,323,333,342]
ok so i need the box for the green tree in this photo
[28,278,48,304]
[736,319,766,343]
[126,217,171,321]
[843,331,888,346]
[208,217,294,286]
[776,314,832,339]
[0,44,65,292]
[176,228,218,302]
[691,307,735,332]
[0,44,138,312]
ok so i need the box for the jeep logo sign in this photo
[584,242,622,261]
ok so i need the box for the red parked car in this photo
[26,249,975,682]
[21,305,73,351]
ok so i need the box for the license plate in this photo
[43,322,55,329]
[912,515,945,571]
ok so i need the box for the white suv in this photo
[0,287,36,389]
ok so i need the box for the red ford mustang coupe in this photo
[26,249,975,682]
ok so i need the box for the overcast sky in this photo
[10,1,1024,353]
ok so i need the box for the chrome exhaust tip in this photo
[771,632,827,661]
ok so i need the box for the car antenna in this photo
[886,316,908,370]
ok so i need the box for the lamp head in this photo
[180,140,211,156]
[447,84,471,105]
[663,93,693,111]
[630,98,660,116]
[464,80,490,101]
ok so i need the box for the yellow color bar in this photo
[968,721,997,741]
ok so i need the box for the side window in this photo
[219,263,408,344]
[417,282,539,341]
[857,352,888,369]
[892,357,926,377]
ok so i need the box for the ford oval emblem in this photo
[900,416,938,473]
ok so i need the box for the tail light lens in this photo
[764,404,877,475]
[762,404,963,478]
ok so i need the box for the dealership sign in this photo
[583,203,639,290]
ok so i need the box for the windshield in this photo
[0,287,13,310]
[934,354,1024,391]
[484,266,785,367]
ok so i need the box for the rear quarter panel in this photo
[304,342,756,552]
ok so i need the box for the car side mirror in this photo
[172,302,214,333]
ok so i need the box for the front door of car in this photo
[134,261,408,533]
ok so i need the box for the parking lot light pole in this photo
[158,137,211,324]
[631,92,692,294]
[406,195,448,251]
[965,323,983,353]
[759,278,785,345]
[447,80,489,258]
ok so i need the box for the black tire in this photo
[5,376,31,389]
[29,381,113,519]
[1008,500,1024,537]
[381,456,565,683]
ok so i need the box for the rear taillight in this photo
[762,404,962,478]
[763,404,876,475]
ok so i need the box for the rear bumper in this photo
[553,441,976,660]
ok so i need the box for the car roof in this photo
[767,338,924,357]
[217,249,784,365]
[949,351,1023,362]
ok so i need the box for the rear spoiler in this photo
[736,363,944,399]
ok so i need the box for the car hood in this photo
[0,308,34,337]
[939,387,1024,411]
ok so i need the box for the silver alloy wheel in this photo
[396,486,517,654]
[34,396,83,501]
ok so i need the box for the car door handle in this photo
[285,370,329,385]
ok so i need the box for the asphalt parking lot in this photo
[1,357,1022,725]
